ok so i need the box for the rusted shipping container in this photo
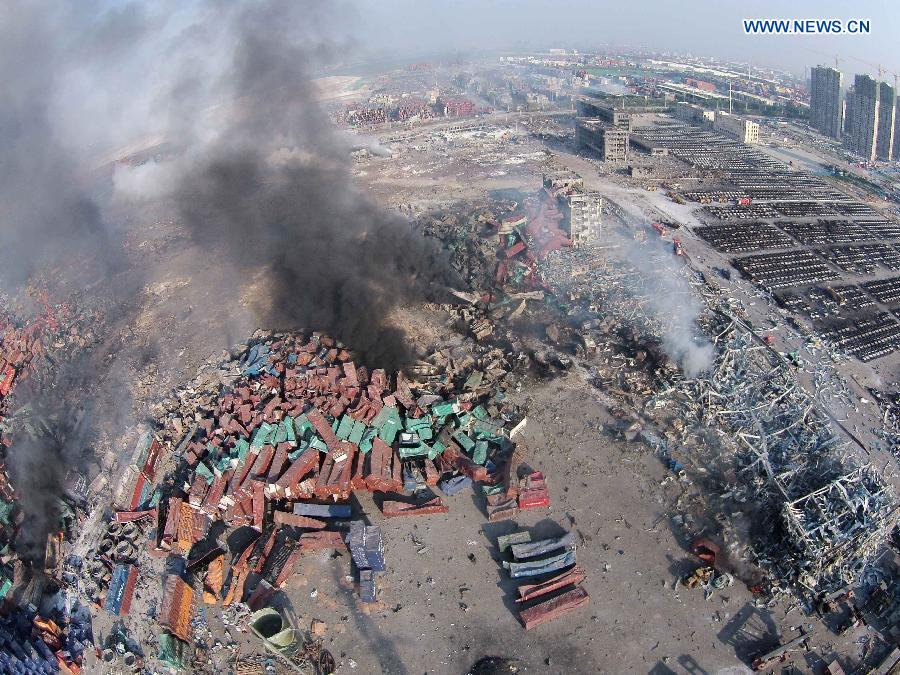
[159,575,194,642]
[519,586,589,630]
[382,497,448,518]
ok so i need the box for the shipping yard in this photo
[1,4,900,675]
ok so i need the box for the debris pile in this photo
[870,388,900,460]
[113,329,533,661]
[0,292,61,490]
[750,623,814,671]
[100,623,144,672]
[420,191,896,603]
[0,287,107,558]
[82,518,146,610]
[671,323,896,593]
[146,331,525,526]
[680,537,734,601]
[0,289,121,674]
[0,593,93,674]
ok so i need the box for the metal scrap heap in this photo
[673,323,897,593]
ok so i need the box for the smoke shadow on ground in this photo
[716,602,780,664]
[325,555,410,675]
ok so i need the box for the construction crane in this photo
[804,47,900,87]
[875,64,900,93]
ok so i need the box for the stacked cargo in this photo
[136,330,535,651]
[495,527,589,630]
[153,332,524,552]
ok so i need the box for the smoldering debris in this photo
[345,132,395,157]
[1,0,459,567]
[173,158,456,369]
[416,192,715,384]
[3,310,132,564]
[611,204,714,376]
[0,1,160,567]
[415,189,896,598]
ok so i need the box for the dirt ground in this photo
[273,373,768,675]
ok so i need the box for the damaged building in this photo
[556,188,602,248]
[575,118,629,163]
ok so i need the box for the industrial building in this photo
[673,101,714,124]
[844,74,880,162]
[542,170,601,247]
[713,111,759,144]
[576,100,633,132]
[575,118,628,162]
[876,81,895,161]
[629,134,669,155]
[557,189,602,248]
[810,66,843,140]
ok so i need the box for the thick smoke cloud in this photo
[113,0,458,367]
[0,2,145,562]
[0,0,456,562]
[0,5,129,288]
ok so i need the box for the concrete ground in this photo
[270,375,763,675]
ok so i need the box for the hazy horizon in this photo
[347,0,899,83]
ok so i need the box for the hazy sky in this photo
[349,1,900,81]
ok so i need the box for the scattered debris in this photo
[751,623,814,671]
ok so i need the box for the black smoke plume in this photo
[115,0,459,367]
[1,0,457,562]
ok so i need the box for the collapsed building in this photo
[670,325,896,593]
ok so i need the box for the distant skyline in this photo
[348,1,899,83]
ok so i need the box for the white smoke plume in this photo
[612,205,715,377]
